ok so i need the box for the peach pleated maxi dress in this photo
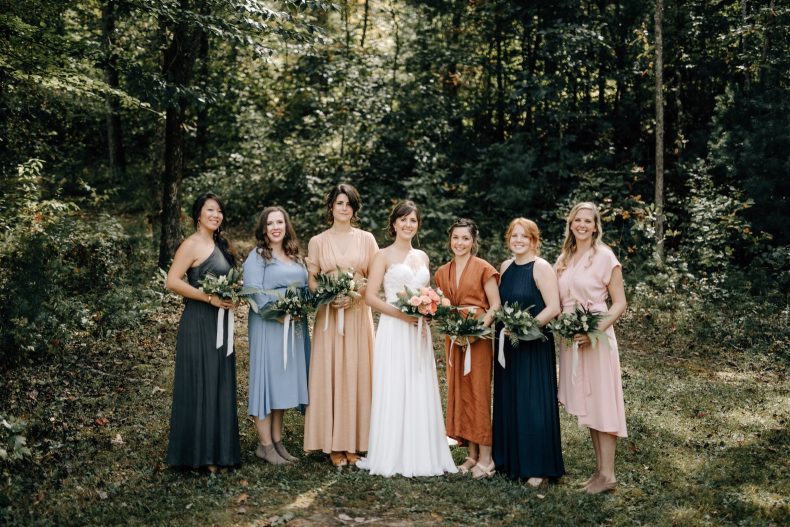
[303,228,379,453]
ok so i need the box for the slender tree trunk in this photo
[654,0,665,263]
[390,2,400,109]
[494,15,505,141]
[101,0,126,182]
[597,0,607,116]
[360,0,369,47]
[194,2,210,176]
[158,2,203,269]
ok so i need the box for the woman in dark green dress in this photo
[165,192,241,471]
[492,218,564,486]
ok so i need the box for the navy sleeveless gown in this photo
[492,261,565,480]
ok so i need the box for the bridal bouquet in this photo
[493,302,546,346]
[199,268,262,313]
[395,286,451,319]
[548,304,608,348]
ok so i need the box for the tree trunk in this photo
[494,15,505,141]
[654,0,665,263]
[360,0,369,47]
[101,0,126,183]
[158,2,203,269]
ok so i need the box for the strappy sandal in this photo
[526,477,546,488]
[330,451,347,467]
[457,456,477,475]
[471,461,496,480]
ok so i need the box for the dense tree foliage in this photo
[1,1,787,360]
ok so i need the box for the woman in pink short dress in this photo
[556,202,627,494]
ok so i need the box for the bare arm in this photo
[166,239,232,309]
[306,236,320,292]
[365,250,417,323]
[600,265,627,332]
[482,277,501,327]
[532,258,561,326]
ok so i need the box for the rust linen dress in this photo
[434,256,499,446]
[303,228,378,453]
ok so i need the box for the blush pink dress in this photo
[557,245,627,437]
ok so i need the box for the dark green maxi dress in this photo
[166,246,241,468]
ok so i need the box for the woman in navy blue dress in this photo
[492,218,564,486]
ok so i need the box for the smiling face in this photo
[331,193,354,224]
[266,210,286,245]
[450,226,474,258]
[570,208,597,243]
[508,224,535,257]
[199,198,223,232]
[393,211,419,241]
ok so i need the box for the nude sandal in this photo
[457,456,477,475]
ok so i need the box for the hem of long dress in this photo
[166,460,241,470]
[448,432,492,447]
[560,403,628,438]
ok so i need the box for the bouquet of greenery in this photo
[548,304,609,384]
[313,267,366,335]
[199,268,262,313]
[493,302,545,346]
[437,307,493,375]
[258,286,314,371]
[492,302,546,369]
[548,304,608,347]
[258,286,313,323]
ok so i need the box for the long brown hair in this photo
[254,206,302,262]
[555,202,604,275]
[387,200,420,239]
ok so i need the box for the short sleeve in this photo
[478,257,500,286]
[600,247,621,286]
[306,235,321,275]
[361,230,379,276]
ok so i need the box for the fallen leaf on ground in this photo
[95,417,109,426]
[235,493,249,504]
[111,433,124,445]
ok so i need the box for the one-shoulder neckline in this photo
[190,244,218,269]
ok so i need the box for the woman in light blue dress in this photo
[243,206,310,464]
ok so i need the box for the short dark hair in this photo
[325,183,362,225]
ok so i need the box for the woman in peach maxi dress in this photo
[556,202,628,494]
[303,184,378,467]
[433,219,500,479]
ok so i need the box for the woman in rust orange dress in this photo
[434,218,501,479]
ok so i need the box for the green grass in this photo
[2,300,788,526]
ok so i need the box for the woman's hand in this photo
[331,295,353,310]
[573,333,591,347]
[211,296,234,310]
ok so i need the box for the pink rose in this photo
[409,296,422,307]
[419,295,432,305]
[441,297,452,307]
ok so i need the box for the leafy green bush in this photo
[0,160,156,364]
[0,415,31,463]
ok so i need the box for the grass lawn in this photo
[1,299,788,526]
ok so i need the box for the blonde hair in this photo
[556,202,604,275]
[505,217,541,256]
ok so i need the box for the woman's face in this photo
[331,193,354,224]
[450,227,474,258]
[570,208,596,243]
[393,211,419,241]
[266,210,286,245]
[509,224,534,256]
[199,199,223,232]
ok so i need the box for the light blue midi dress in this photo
[243,252,310,419]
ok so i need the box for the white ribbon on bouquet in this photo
[216,308,234,357]
[282,313,296,370]
[323,304,346,336]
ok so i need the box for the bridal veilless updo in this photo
[191,192,236,267]
[325,183,362,224]
[387,200,420,238]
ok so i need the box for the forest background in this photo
[0,1,788,526]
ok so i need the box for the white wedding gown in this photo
[357,262,457,477]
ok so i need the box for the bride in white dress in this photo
[357,200,457,477]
